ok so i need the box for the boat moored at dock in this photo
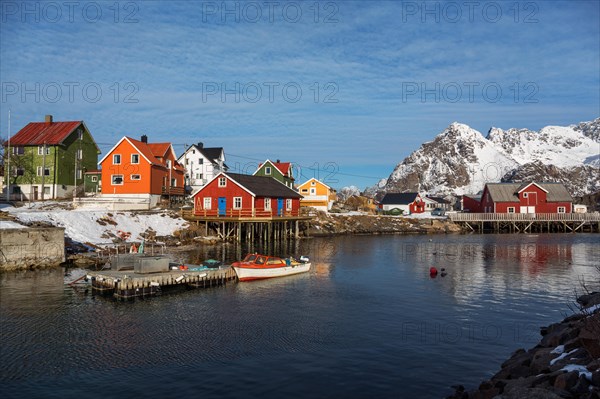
[232,254,311,281]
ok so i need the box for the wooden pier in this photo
[89,266,237,300]
[181,210,311,242]
[449,213,600,233]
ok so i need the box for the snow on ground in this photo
[561,364,593,381]
[0,220,27,229]
[550,348,578,366]
[2,204,188,246]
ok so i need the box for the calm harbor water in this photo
[1,234,599,398]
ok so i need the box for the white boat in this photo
[232,254,311,281]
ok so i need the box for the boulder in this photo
[553,371,580,391]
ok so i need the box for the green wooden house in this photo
[3,115,100,200]
[253,159,295,189]
[84,170,102,194]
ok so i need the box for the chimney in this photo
[45,115,53,124]
[141,135,148,143]
[276,159,280,163]
[197,142,203,148]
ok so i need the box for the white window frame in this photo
[265,166,271,175]
[131,174,141,181]
[37,145,50,155]
[286,199,292,210]
[76,169,82,179]
[264,198,271,210]
[171,178,176,187]
[91,176,98,182]
[131,154,140,164]
[557,206,566,213]
[507,207,515,213]
[77,149,83,160]
[111,174,124,185]
[233,197,242,209]
[203,197,212,210]
[113,154,121,165]
[522,192,528,198]
[218,177,227,187]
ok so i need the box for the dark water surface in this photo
[1,234,599,398]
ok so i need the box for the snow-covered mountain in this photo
[375,118,600,198]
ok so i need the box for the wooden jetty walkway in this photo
[181,209,311,241]
[449,212,600,233]
[89,266,237,300]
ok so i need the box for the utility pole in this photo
[6,110,10,201]
[41,142,46,201]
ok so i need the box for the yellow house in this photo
[297,178,336,212]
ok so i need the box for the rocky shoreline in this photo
[303,212,462,236]
[447,293,600,399]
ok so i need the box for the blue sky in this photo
[1,0,599,189]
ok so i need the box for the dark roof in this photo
[7,121,82,145]
[226,173,302,198]
[380,192,419,205]
[486,182,572,202]
[200,147,224,164]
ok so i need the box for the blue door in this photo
[277,198,284,216]
[218,197,226,216]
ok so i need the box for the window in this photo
[264,198,271,210]
[218,177,227,187]
[167,160,172,168]
[265,166,271,175]
[37,146,50,155]
[311,181,316,186]
[171,178,176,187]
[13,146,24,155]
[301,188,308,193]
[286,199,292,210]
[77,169,82,179]
[233,197,242,209]
[16,168,24,176]
[113,154,121,165]
[111,175,124,185]
[199,158,203,164]
[36,167,50,176]
[131,154,140,164]
[131,174,141,181]
[91,176,98,182]
[77,149,82,160]
[523,192,528,198]
[196,173,203,179]
[78,129,83,140]
[558,207,566,213]
[507,207,515,213]
[203,197,212,210]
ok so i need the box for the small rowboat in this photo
[232,254,311,282]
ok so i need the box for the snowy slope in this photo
[376,118,600,197]
[1,205,188,245]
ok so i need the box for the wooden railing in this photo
[449,213,600,222]
[183,207,300,219]
[161,186,185,196]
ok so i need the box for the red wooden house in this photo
[192,172,302,218]
[480,182,573,213]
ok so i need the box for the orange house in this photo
[297,178,337,212]
[98,135,185,207]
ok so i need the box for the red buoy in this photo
[429,267,438,277]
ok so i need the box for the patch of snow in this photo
[3,204,188,246]
[551,345,565,355]
[550,348,578,366]
[584,303,600,313]
[561,364,592,381]
[0,220,27,229]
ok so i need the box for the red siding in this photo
[481,183,572,213]
[462,196,482,212]
[192,175,300,217]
